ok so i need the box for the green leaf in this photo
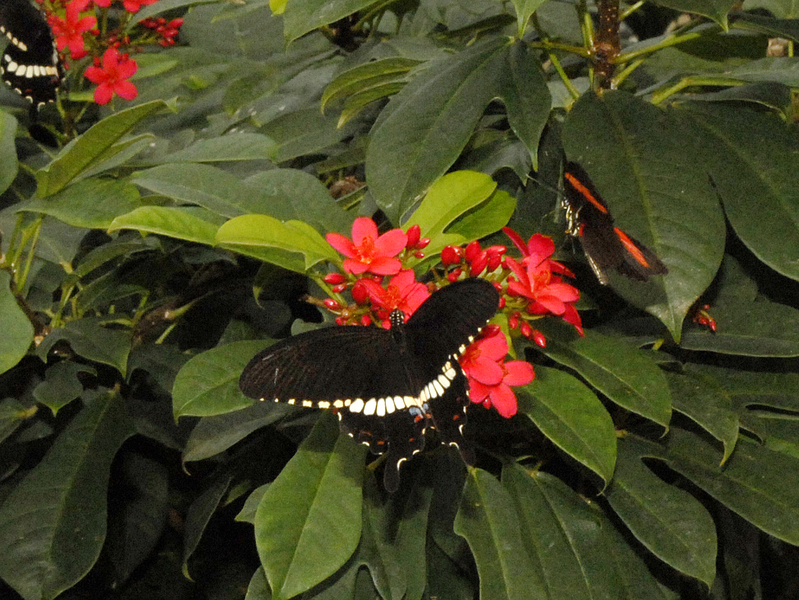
[605,437,717,586]
[33,362,96,416]
[0,393,134,600]
[517,366,617,485]
[367,37,550,222]
[159,133,278,163]
[677,102,799,285]
[502,466,679,599]
[404,170,497,254]
[37,318,131,375]
[510,0,549,37]
[666,370,739,463]
[454,468,546,600]
[255,414,365,600]
[648,0,736,28]
[108,206,221,246]
[562,91,726,340]
[391,470,434,600]
[216,215,338,271]
[37,100,171,196]
[131,163,273,218]
[172,340,267,418]
[321,57,421,110]
[0,271,33,376]
[18,179,141,229]
[0,398,28,445]
[182,473,234,576]
[536,319,672,428]
[658,428,799,545]
[183,403,298,463]
[244,169,352,234]
[281,0,375,43]
[0,110,18,195]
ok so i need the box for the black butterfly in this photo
[239,278,500,492]
[0,0,63,107]
[562,161,667,285]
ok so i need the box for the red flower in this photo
[358,270,430,326]
[326,218,407,276]
[84,48,138,104]
[460,329,534,418]
[120,0,157,12]
[504,229,574,278]
[464,240,506,276]
[49,0,96,59]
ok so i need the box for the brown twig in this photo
[593,0,621,90]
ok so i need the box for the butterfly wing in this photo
[0,0,62,105]
[239,324,428,491]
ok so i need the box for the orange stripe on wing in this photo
[564,172,609,214]
[613,228,652,268]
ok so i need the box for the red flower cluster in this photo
[39,0,184,106]
[321,218,557,418]
[140,17,184,47]
[460,326,534,417]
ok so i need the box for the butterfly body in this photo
[0,0,63,106]
[562,162,667,285]
[239,278,499,491]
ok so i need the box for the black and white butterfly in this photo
[239,278,500,492]
[0,0,63,107]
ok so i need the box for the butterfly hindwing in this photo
[0,0,62,106]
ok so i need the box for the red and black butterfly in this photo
[562,162,667,285]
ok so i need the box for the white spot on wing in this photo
[350,398,364,413]
[363,399,377,416]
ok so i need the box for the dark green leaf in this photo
[0,393,134,600]
[281,0,376,43]
[182,473,234,575]
[517,366,617,485]
[367,38,550,222]
[605,437,717,585]
[677,102,799,285]
[33,361,96,416]
[254,414,365,600]
[536,320,672,427]
[454,468,546,599]
[0,111,18,194]
[38,318,131,375]
[648,0,736,28]
[108,206,222,245]
[159,133,278,163]
[0,271,33,376]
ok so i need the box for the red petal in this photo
[342,258,369,274]
[367,257,402,275]
[502,227,528,255]
[466,356,504,385]
[351,217,378,246]
[490,385,518,418]
[503,361,534,386]
[374,228,407,256]
[326,232,356,257]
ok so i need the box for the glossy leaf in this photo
[537,320,672,428]
[216,215,338,271]
[502,466,679,599]
[0,271,33,376]
[367,37,550,222]
[33,362,96,416]
[19,179,141,229]
[254,414,365,600]
[678,102,799,285]
[281,0,376,43]
[172,340,268,418]
[659,428,799,544]
[454,468,545,600]
[159,133,278,163]
[108,206,221,245]
[517,366,617,485]
[37,100,171,196]
[605,437,717,586]
[321,57,420,110]
[0,393,134,600]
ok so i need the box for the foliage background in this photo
[2,0,799,598]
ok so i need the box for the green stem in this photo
[650,77,744,104]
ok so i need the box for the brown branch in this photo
[593,0,621,90]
